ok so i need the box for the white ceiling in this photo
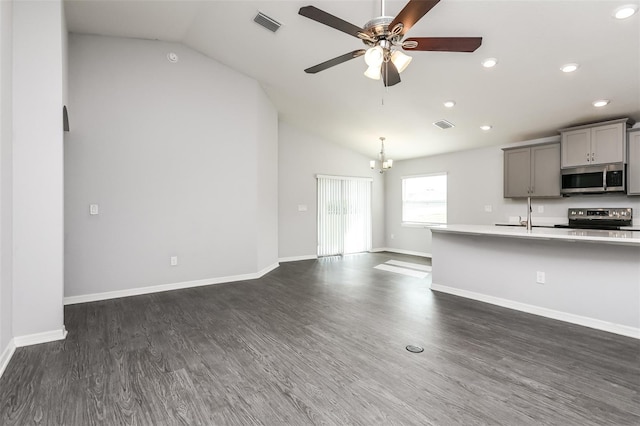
[65,0,640,160]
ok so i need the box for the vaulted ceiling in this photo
[65,0,640,160]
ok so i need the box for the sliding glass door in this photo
[317,175,372,257]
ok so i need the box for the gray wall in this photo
[432,231,640,334]
[278,122,385,260]
[385,142,640,256]
[65,34,278,298]
[0,0,13,356]
[12,0,65,337]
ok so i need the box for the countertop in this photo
[428,224,640,246]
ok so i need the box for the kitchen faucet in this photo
[519,196,533,231]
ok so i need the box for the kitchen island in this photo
[429,225,640,338]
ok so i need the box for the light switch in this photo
[89,204,99,215]
[484,205,492,212]
[298,204,308,212]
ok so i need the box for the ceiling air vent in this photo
[433,119,455,130]
[254,11,282,33]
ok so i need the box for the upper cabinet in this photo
[560,118,630,168]
[504,143,561,198]
[628,129,640,195]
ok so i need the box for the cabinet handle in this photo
[586,152,590,162]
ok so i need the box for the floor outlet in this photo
[536,271,545,284]
[170,256,178,266]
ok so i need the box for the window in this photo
[402,173,447,224]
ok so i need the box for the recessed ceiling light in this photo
[592,99,610,107]
[560,63,579,73]
[482,58,498,68]
[613,4,638,19]
[480,125,492,131]
[443,100,456,108]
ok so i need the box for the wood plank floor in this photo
[1,252,638,425]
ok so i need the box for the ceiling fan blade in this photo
[299,6,369,39]
[381,61,401,87]
[389,0,440,36]
[403,37,483,52]
[304,50,366,74]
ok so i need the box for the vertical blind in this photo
[317,175,372,257]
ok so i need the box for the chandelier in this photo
[370,137,393,173]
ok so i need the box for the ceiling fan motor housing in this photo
[362,16,402,46]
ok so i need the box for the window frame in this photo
[401,172,448,226]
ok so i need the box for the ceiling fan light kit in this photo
[299,0,483,87]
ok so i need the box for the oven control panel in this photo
[568,208,632,221]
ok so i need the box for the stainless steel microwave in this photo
[561,163,625,194]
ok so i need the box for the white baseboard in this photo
[64,263,280,305]
[0,339,16,379]
[374,247,432,258]
[278,255,317,263]
[13,327,68,348]
[431,283,640,339]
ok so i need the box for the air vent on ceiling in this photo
[433,119,455,130]
[254,11,282,33]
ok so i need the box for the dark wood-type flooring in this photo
[1,252,638,425]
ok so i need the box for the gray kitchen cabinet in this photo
[628,129,640,195]
[560,118,629,168]
[503,143,560,198]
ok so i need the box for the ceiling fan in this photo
[299,0,483,87]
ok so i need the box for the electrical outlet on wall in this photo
[170,256,178,266]
[484,205,492,212]
[536,271,545,284]
[538,205,544,213]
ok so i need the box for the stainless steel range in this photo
[555,208,633,230]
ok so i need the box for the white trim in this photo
[374,247,432,258]
[431,283,640,339]
[279,255,318,263]
[64,263,280,305]
[400,171,448,179]
[14,327,68,348]
[0,339,16,379]
[257,262,280,277]
[316,174,373,182]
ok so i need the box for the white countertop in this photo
[428,224,640,246]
